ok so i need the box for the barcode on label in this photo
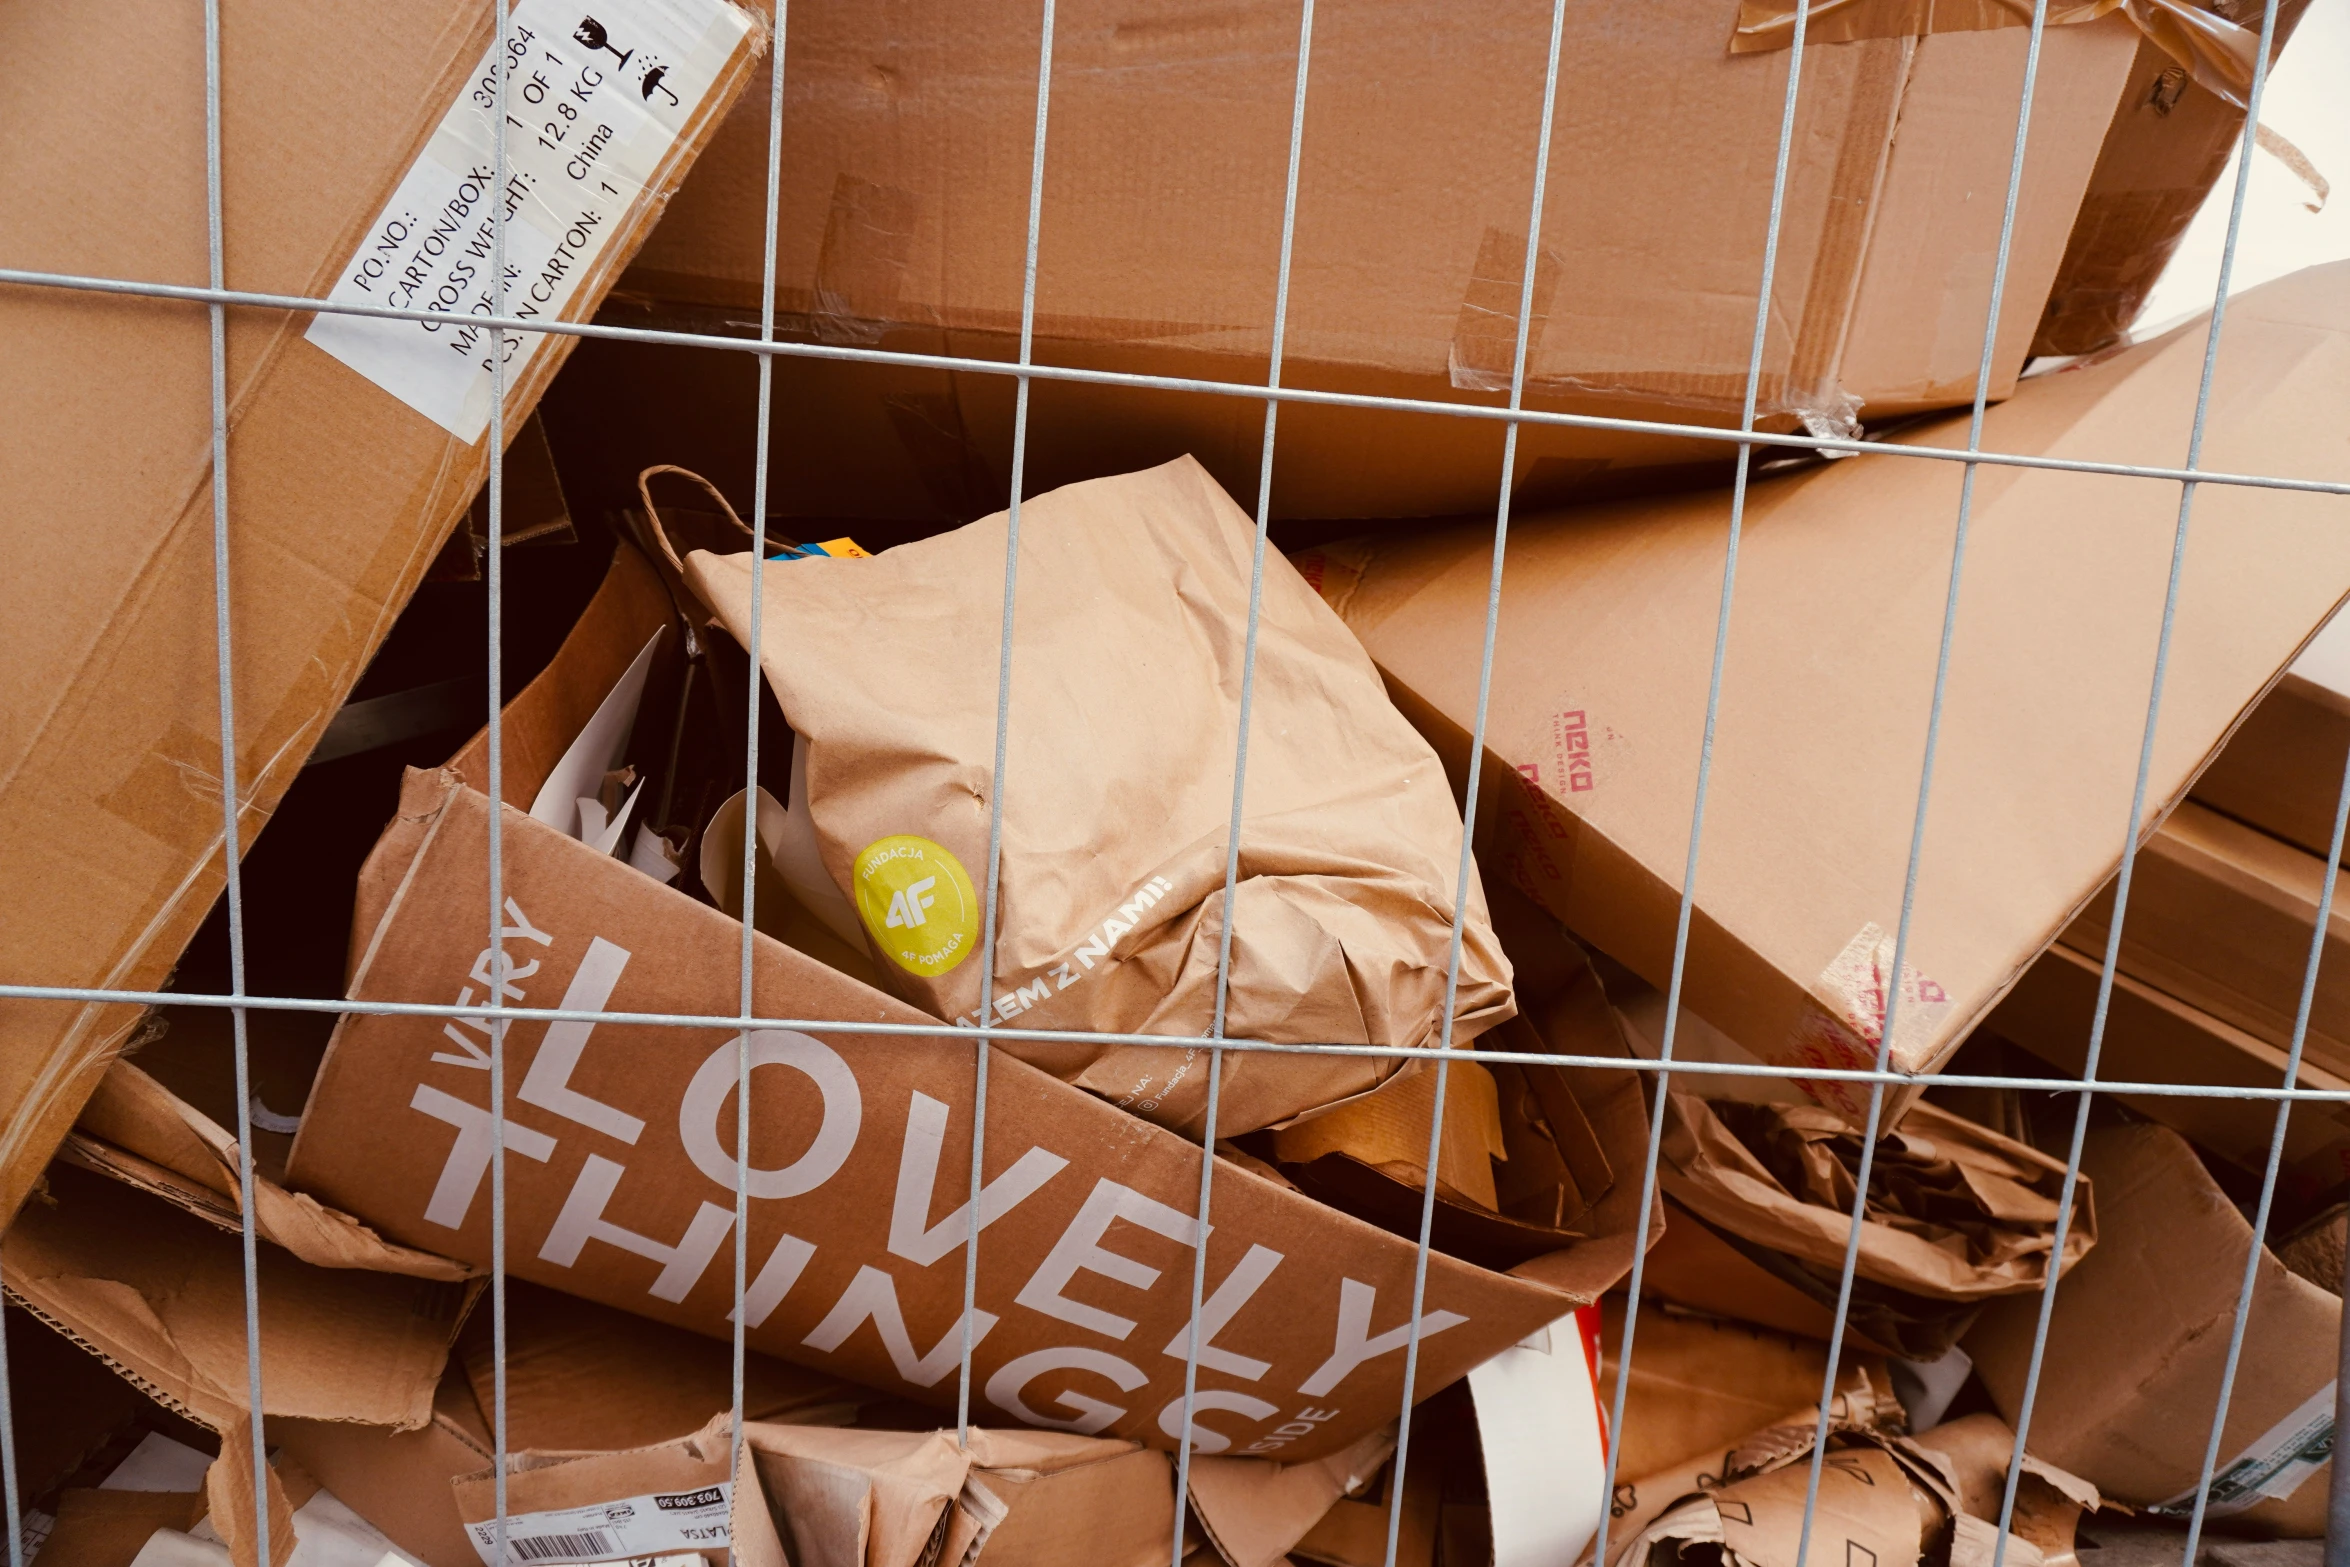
[510,1530,620,1562]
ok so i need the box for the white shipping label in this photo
[2149,1382,2337,1518]
[464,1484,731,1566]
[307,0,751,442]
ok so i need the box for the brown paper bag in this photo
[1652,1095,2095,1358]
[677,455,1514,1137]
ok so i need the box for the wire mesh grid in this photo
[0,0,2338,1564]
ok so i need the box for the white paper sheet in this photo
[527,627,665,855]
[1468,1306,1609,1567]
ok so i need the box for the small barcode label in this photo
[511,1531,619,1563]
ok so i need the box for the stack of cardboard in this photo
[5,0,2343,1564]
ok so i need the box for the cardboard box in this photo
[2063,800,2350,1076]
[1986,940,2350,1203]
[607,1,2136,523]
[2032,0,2319,355]
[1301,261,2350,1119]
[0,0,764,1232]
[285,768,1638,1461]
[2191,672,2350,867]
[1968,1123,2339,1537]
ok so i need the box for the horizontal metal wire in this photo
[12,975,2345,1106]
[4,263,2346,498]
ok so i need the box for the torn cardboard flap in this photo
[683,455,1514,1138]
[4,1163,467,1434]
[286,770,1625,1462]
[68,1058,473,1283]
[1188,1425,1396,1567]
[270,1367,495,1567]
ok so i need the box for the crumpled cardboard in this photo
[467,1415,1175,1567]
[1302,262,2350,1125]
[284,768,1632,1460]
[1610,1400,2098,1567]
[1592,1363,1906,1567]
[1272,953,1653,1277]
[679,455,1513,1139]
[1968,1123,2340,1537]
[0,0,762,1237]
[1646,1096,2093,1360]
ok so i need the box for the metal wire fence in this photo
[0,0,2336,1565]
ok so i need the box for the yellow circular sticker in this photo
[852,835,979,977]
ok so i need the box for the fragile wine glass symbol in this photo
[573,17,633,70]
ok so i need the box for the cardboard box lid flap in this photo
[4,1166,463,1432]
[73,1061,474,1283]
[740,1424,971,1567]
[1189,1426,1396,1567]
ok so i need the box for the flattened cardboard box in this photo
[286,774,1645,1462]
[1303,262,2350,1119]
[0,0,762,1229]
[610,0,2135,521]
[2063,800,2350,1078]
[1968,1123,2338,1536]
[1987,941,2350,1203]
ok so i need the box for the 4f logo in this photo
[885,876,938,930]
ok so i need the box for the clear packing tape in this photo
[1731,0,2264,110]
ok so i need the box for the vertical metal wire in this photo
[954,0,1060,1445]
[732,1,793,1481]
[0,1311,16,1567]
[2105,9,2296,1561]
[1168,3,1319,1558]
[1374,3,1602,1563]
[1982,5,2286,1554]
[485,0,515,1559]
[201,0,274,1560]
[1768,9,2059,1562]
[1583,2,1824,1561]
